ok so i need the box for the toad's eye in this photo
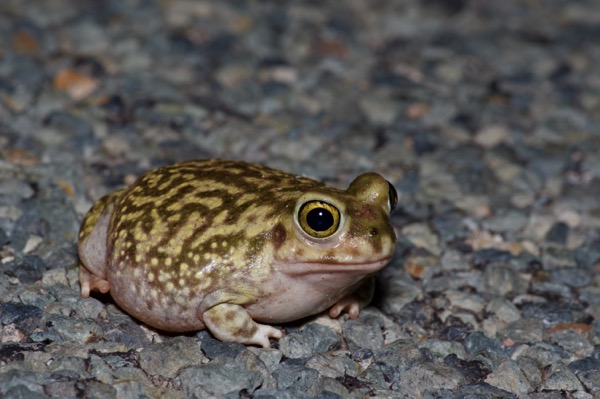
[387,181,398,213]
[298,200,341,238]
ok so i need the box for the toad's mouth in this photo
[278,257,392,276]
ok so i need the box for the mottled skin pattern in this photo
[78,159,397,347]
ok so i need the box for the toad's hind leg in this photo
[79,266,110,298]
[203,303,283,347]
[329,276,376,319]
[78,191,122,298]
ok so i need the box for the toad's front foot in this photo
[79,266,110,298]
[203,303,283,347]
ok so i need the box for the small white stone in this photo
[23,235,43,254]
[475,125,510,148]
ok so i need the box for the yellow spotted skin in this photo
[78,159,397,347]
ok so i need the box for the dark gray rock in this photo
[253,387,301,399]
[517,343,570,368]
[540,362,584,391]
[0,228,9,246]
[3,385,49,399]
[196,330,245,360]
[236,348,278,390]
[529,281,573,299]
[425,272,484,293]
[139,336,205,379]
[515,356,543,389]
[573,237,600,269]
[305,351,360,379]
[98,313,151,350]
[392,361,465,396]
[484,360,531,395]
[440,249,470,271]
[4,256,46,284]
[568,350,600,373]
[0,302,43,334]
[482,209,528,233]
[549,268,592,288]
[452,382,516,399]
[432,213,470,243]
[80,381,117,399]
[463,332,509,368]
[498,317,544,344]
[577,368,600,396]
[178,357,263,396]
[342,312,385,351]
[591,319,600,345]
[419,339,466,360]
[542,245,577,270]
[42,314,101,344]
[46,356,91,382]
[375,339,423,371]
[272,360,320,395]
[473,249,514,266]
[579,286,600,306]
[521,302,587,324]
[0,179,35,201]
[443,354,491,384]
[358,361,397,391]
[0,370,44,397]
[379,276,421,314]
[548,329,593,357]
[483,263,529,296]
[11,183,80,255]
[545,222,569,245]
[279,323,340,358]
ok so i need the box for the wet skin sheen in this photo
[78,159,397,347]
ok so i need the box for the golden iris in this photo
[298,200,341,238]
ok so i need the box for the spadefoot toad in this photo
[78,159,397,347]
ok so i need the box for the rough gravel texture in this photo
[1,0,599,398]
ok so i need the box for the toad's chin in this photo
[277,257,392,276]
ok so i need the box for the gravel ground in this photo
[1,0,599,398]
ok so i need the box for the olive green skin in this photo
[78,159,397,347]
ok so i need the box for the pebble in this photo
[484,360,532,395]
[440,249,469,271]
[392,362,465,396]
[483,209,529,233]
[196,330,245,360]
[342,311,385,352]
[542,245,578,270]
[540,362,585,391]
[444,290,486,314]
[305,351,359,379]
[418,339,466,360]
[279,323,340,359]
[375,339,423,371]
[486,298,521,324]
[474,125,510,149]
[401,223,442,256]
[379,276,421,315]
[272,360,320,394]
[138,337,206,379]
[483,264,529,296]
